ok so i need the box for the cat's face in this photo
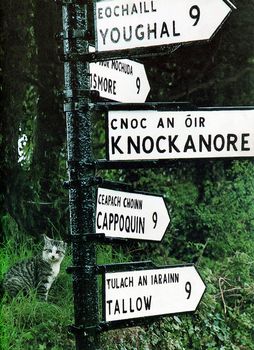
[42,235,67,264]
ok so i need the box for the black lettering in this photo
[139,217,145,234]
[143,136,154,153]
[157,118,164,128]
[144,295,152,310]
[96,212,102,229]
[131,3,138,14]
[227,134,238,151]
[173,20,180,36]
[98,8,103,19]
[105,7,112,18]
[122,299,127,314]
[99,29,108,45]
[97,75,103,90]
[113,214,119,230]
[151,1,156,12]
[127,136,140,154]
[113,81,116,95]
[114,6,120,16]
[148,22,157,40]
[114,300,120,314]
[141,118,147,128]
[156,136,166,153]
[92,73,97,89]
[107,300,113,315]
[122,4,129,16]
[110,119,117,130]
[123,26,132,41]
[160,22,170,38]
[214,134,225,151]
[111,136,123,154]
[136,24,144,40]
[120,118,128,129]
[125,216,130,232]
[136,297,142,311]
[200,117,205,127]
[130,298,135,312]
[184,135,196,152]
[168,135,180,153]
[108,213,114,229]
[111,28,120,43]
[199,134,212,152]
[242,133,250,151]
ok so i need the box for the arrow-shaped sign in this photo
[90,58,150,103]
[107,107,254,161]
[103,264,206,322]
[89,46,150,103]
[96,187,170,241]
[95,0,236,52]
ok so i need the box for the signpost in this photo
[107,107,254,161]
[96,187,170,241]
[58,0,237,347]
[95,0,235,52]
[103,264,206,322]
[90,56,150,103]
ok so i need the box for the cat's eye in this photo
[44,249,52,253]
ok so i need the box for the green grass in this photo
[1,221,254,350]
[0,232,75,350]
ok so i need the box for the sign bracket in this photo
[96,159,179,170]
[57,29,94,41]
[64,176,134,190]
[97,261,157,274]
[55,0,87,4]
[66,232,133,245]
[60,44,181,63]
[63,88,100,100]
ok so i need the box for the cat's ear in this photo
[43,234,51,243]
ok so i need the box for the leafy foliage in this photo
[1,0,254,349]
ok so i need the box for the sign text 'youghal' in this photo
[95,0,236,51]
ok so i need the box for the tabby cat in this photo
[3,235,67,301]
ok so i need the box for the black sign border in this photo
[100,261,206,329]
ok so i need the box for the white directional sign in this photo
[103,265,206,322]
[96,187,170,241]
[90,57,150,103]
[107,108,254,161]
[95,0,236,52]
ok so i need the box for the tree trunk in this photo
[0,0,33,240]
[31,0,67,238]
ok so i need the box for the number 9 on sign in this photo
[189,5,200,26]
[152,212,158,228]
[136,77,141,94]
[185,281,192,299]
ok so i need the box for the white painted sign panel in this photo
[107,109,254,161]
[89,49,150,103]
[104,265,206,322]
[95,0,235,52]
[96,188,170,241]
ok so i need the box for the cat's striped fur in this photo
[3,235,67,301]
